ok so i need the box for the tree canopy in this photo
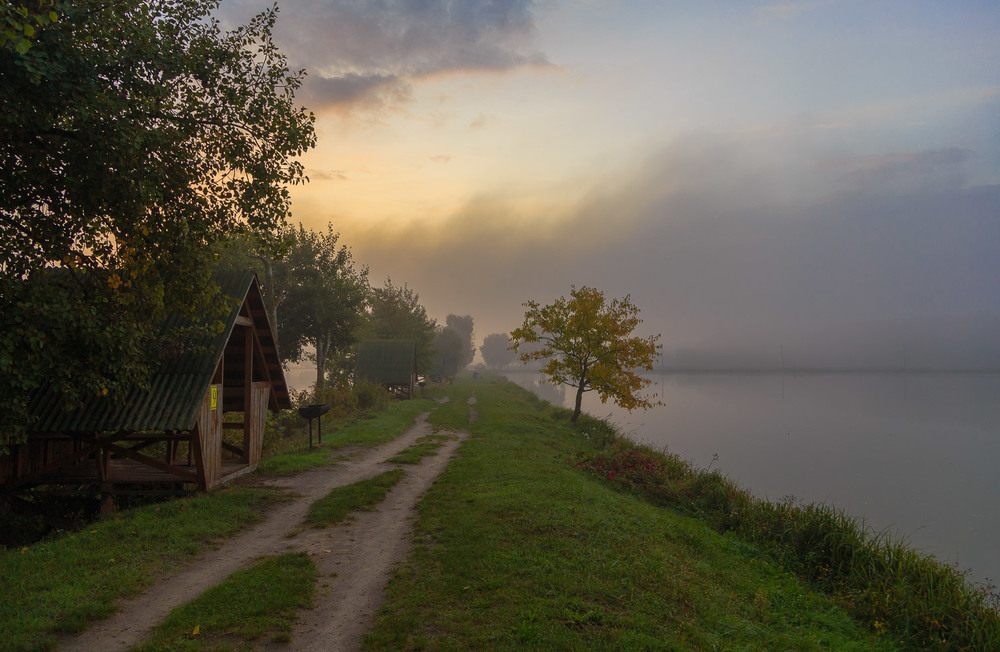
[0,0,315,449]
[480,332,517,370]
[510,286,662,422]
[445,314,475,369]
[273,225,369,390]
[431,327,464,379]
[362,279,437,374]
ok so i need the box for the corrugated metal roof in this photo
[28,269,288,433]
[355,340,416,384]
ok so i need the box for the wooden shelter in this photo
[0,270,289,502]
[355,340,417,399]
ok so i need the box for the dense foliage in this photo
[510,286,662,422]
[273,225,369,390]
[479,332,516,369]
[0,0,315,448]
[361,279,438,374]
[445,314,475,369]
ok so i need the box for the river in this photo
[500,369,1000,589]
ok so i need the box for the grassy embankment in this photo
[3,375,998,650]
[366,375,1000,650]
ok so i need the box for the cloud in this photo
[469,113,493,130]
[835,148,977,194]
[308,169,350,182]
[347,137,1000,367]
[220,0,548,112]
[429,155,453,164]
[753,1,825,24]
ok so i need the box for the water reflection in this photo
[502,370,1000,587]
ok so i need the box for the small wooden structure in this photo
[0,270,289,502]
[355,340,417,399]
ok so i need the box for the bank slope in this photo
[366,377,891,650]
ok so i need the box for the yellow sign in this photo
[210,385,218,411]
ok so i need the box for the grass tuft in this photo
[385,434,452,464]
[303,469,406,529]
[134,552,317,651]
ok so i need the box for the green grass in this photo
[134,552,317,651]
[257,397,437,476]
[573,433,1000,649]
[365,376,889,650]
[303,469,407,529]
[0,487,278,652]
[385,434,452,464]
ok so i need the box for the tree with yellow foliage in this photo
[510,286,662,423]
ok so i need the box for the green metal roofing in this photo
[355,340,416,384]
[27,269,288,433]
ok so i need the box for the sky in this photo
[219,0,1000,369]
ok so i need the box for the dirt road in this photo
[60,403,469,651]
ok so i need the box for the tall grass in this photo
[572,422,1000,649]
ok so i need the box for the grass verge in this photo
[572,433,1000,648]
[0,487,278,652]
[366,376,888,650]
[257,397,435,476]
[302,469,407,530]
[134,552,317,651]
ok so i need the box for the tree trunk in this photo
[571,376,586,422]
[315,336,328,392]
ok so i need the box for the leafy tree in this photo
[362,279,437,373]
[276,225,369,391]
[431,327,463,379]
[510,286,662,423]
[445,314,475,369]
[480,332,517,370]
[215,227,296,348]
[0,0,315,449]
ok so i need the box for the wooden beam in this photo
[235,315,253,326]
[222,441,245,457]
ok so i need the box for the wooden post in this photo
[243,325,253,464]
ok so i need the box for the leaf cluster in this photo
[480,332,517,370]
[274,224,369,387]
[510,286,662,417]
[361,279,438,373]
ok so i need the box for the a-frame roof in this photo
[27,269,289,433]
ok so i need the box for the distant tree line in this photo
[220,225,478,391]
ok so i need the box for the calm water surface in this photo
[502,370,1000,587]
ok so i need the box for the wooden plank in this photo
[193,384,221,489]
[244,324,253,464]
[248,382,269,467]
[222,441,244,457]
